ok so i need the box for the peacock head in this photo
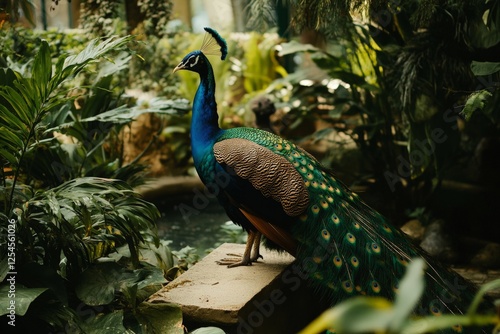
[173,50,207,74]
[173,27,227,74]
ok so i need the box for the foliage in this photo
[0,34,188,332]
[136,0,173,38]
[0,27,90,70]
[78,0,174,38]
[264,27,403,192]
[219,221,247,244]
[162,248,195,281]
[240,32,288,95]
[129,25,189,97]
[248,0,488,38]
[462,61,500,124]
[246,0,500,228]
[79,0,126,37]
[246,0,276,33]
[300,259,500,334]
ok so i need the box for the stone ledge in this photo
[148,243,325,333]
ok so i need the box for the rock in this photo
[471,242,500,269]
[401,219,425,241]
[420,219,458,263]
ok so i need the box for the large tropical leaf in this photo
[81,310,132,334]
[135,302,184,334]
[0,284,48,316]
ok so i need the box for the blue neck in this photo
[190,56,222,166]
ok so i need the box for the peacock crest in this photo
[200,27,227,60]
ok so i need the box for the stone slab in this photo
[148,243,296,325]
[148,243,329,333]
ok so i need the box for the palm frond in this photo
[20,177,159,278]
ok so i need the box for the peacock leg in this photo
[216,230,260,267]
[249,232,263,262]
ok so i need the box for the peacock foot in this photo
[215,253,263,267]
[217,231,263,267]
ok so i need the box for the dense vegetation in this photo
[1,0,499,332]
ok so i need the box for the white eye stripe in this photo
[189,55,200,67]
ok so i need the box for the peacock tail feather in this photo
[216,128,480,323]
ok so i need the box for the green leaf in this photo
[403,313,498,334]
[467,278,500,315]
[81,310,131,334]
[95,51,132,82]
[0,68,18,86]
[278,41,320,57]
[407,123,436,179]
[0,85,33,127]
[471,61,500,76]
[75,263,123,306]
[389,258,426,331]
[32,40,52,100]
[467,14,500,49]
[0,258,8,282]
[412,94,440,122]
[138,241,174,272]
[135,267,167,290]
[76,260,165,307]
[34,302,83,333]
[135,302,184,334]
[50,35,135,90]
[328,70,372,88]
[0,284,48,316]
[120,283,138,309]
[299,260,427,334]
[0,126,24,145]
[461,90,493,121]
[47,98,188,133]
[299,297,394,334]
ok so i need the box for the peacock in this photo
[173,27,494,333]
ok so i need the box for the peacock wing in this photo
[213,137,310,254]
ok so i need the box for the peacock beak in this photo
[172,62,185,73]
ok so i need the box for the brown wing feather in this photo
[213,138,309,217]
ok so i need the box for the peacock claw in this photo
[250,254,263,262]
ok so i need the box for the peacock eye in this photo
[188,55,200,67]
